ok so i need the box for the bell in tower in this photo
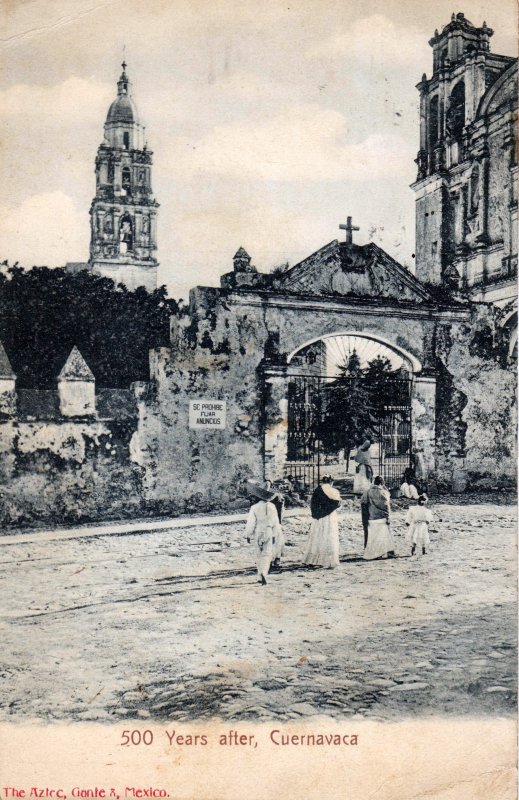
[88,63,159,292]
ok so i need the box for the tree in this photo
[316,351,370,463]
[363,355,396,417]
[0,267,178,388]
[316,351,400,466]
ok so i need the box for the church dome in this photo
[105,63,140,126]
[106,94,139,125]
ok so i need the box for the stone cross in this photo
[339,216,360,244]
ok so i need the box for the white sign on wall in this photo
[189,399,227,430]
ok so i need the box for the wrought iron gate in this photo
[285,374,413,493]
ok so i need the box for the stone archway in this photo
[263,331,436,491]
[286,331,422,373]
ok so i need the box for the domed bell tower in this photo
[89,63,159,292]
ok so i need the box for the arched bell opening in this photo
[119,214,134,254]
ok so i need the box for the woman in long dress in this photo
[361,476,396,560]
[353,438,373,494]
[304,476,342,569]
[245,484,282,585]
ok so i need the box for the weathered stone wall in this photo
[0,378,16,417]
[0,390,145,528]
[132,287,516,511]
[1,288,514,528]
[435,304,517,491]
[133,289,436,510]
[132,299,266,514]
[58,379,96,417]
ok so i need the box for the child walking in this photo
[406,494,433,555]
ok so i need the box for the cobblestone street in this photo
[1,496,516,723]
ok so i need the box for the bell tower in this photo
[89,63,159,292]
[411,13,515,287]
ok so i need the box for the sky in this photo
[0,0,516,299]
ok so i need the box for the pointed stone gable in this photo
[274,240,433,303]
[58,346,95,382]
[0,341,15,379]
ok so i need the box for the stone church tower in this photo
[412,13,517,308]
[89,63,159,292]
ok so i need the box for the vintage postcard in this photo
[0,0,517,797]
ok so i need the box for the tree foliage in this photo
[0,267,178,388]
[315,352,402,457]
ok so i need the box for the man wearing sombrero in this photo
[245,483,283,586]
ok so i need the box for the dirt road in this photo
[1,497,516,722]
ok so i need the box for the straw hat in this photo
[248,482,276,502]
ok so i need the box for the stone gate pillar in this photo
[262,364,288,482]
[412,372,437,485]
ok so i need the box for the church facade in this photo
[88,63,159,292]
[412,13,517,323]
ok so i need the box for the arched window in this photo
[446,81,465,139]
[123,131,130,149]
[119,215,133,254]
[122,167,131,195]
[428,95,439,149]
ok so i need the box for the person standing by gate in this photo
[353,437,373,494]
[245,484,282,585]
[304,476,342,569]
[361,476,396,560]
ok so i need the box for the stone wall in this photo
[58,379,96,417]
[0,288,514,528]
[435,304,517,491]
[0,378,16,417]
[132,307,265,515]
[131,287,516,512]
[0,387,145,528]
[133,289,434,511]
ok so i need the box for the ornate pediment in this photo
[273,240,433,303]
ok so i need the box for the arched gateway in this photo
[284,334,418,490]
[263,331,432,492]
[145,234,515,511]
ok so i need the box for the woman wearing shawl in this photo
[303,476,342,569]
[361,476,396,560]
[245,483,282,586]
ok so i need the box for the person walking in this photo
[406,494,434,555]
[303,475,342,569]
[245,484,282,585]
[361,476,396,560]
